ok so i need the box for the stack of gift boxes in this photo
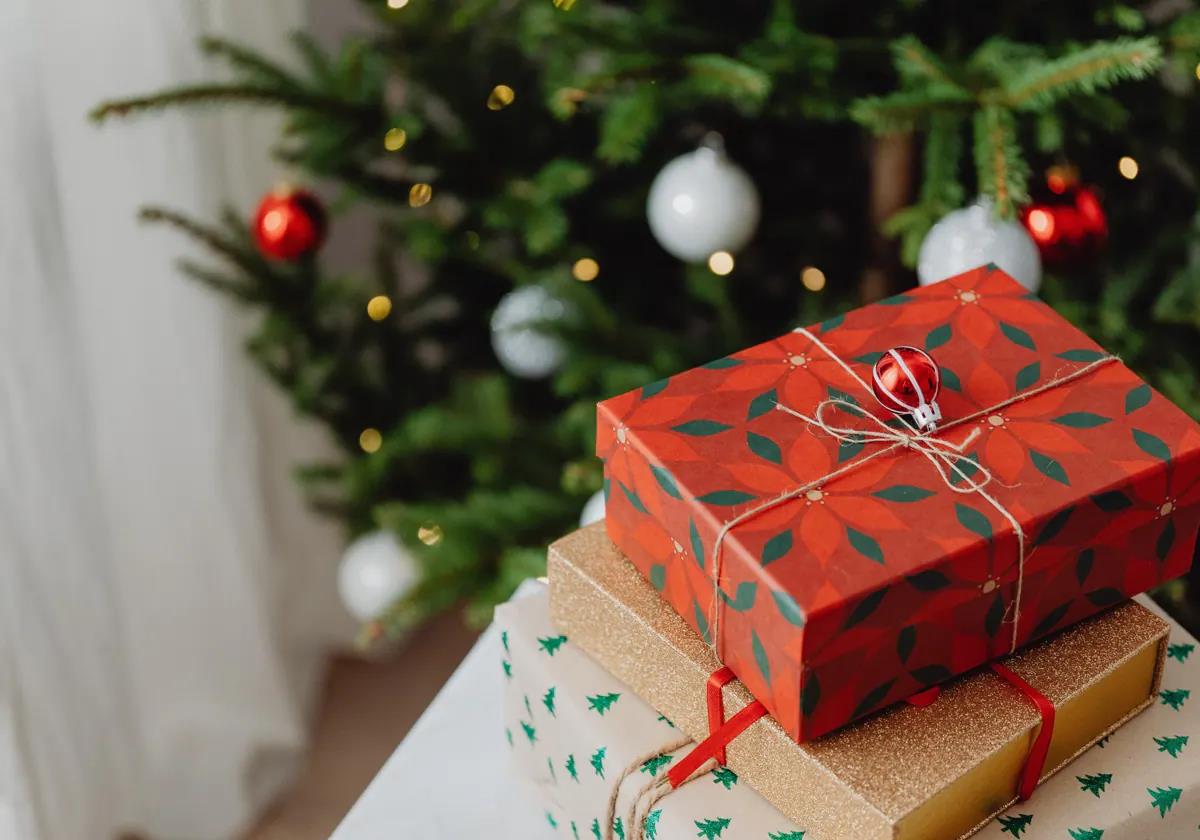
[500,266,1200,839]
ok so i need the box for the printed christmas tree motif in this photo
[539,634,569,656]
[505,727,512,747]
[643,809,662,840]
[570,821,579,840]
[1160,688,1190,711]
[768,832,805,840]
[1167,642,1194,663]
[641,754,674,777]
[587,692,621,716]
[710,767,738,789]
[565,753,579,782]
[1077,772,1112,797]
[1148,785,1182,817]
[501,629,509,655]
[524,694,533,719]
[590,818,602,840]
[520,720,537,745]
[657,713,675,728]
[543,686,557,717]
[546,812,558,830]
[997,813,1033,837]
[547,756,557,783]
[1154,734,1189,758]
[693,817,731,839]
[613,816,624,840]
[502,659,512,679]
[590,746,607,779]
[1068,829,1103,840]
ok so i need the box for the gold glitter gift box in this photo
[548,524,1170,840]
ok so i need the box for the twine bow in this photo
[707,326,1119,660]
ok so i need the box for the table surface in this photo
[331,581,552,840]
[333,583,1197,839]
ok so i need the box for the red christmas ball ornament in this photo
[872,346,942,431]
[252,186,326,261]
[1020,166,1107,270]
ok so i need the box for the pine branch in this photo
[90,84,369,123]
[850,90,971,134]
[920,112,965,210]
[680,54,772,107]
[999,38,1162,110]
[138,206,270,279]
[973,106,1029,218]
[891,36,962,93]
[198,36,303,91]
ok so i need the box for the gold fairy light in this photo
[359,428,383,453]
[552,0,577,8]
[1118,156,1139,180]
[572,258,600,282]
[487,85,516,111]
[367,295,393,321]
[409,183,433,207]
[387,0,409,8]
[1195,62,1200,81]
[801,266,826,292]
[417,523,444,546]
[383,128,407,152]
[708,251,734,276]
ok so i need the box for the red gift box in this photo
[596,265,1200,742]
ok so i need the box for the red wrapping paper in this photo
[596,265,1200,742]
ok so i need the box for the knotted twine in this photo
[706,327,1118,662]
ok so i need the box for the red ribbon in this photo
[705,666,738,765]
[990,662,1056,801]
[667,695,766,788]
[905,686,941,707]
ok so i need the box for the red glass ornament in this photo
[872,346,942,430]
[1020,167,1107,270]
[252,187,326,261]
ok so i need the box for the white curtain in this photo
[0,1,352,837]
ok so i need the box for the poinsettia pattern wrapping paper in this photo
[500,588,1198,839]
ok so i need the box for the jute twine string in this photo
[601,736,691,840]
[706,326,1118,660]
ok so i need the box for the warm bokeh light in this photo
[487,85,516,111]
[1118,156,1139,180]
[383,128,407,152]
[572,258,600,282]
[417,523,444,546]
[367,295,393,321]
[387,0,409,8]
[1026,208,1055,243]
[552,0,577,8]
[801,266,826,292]
[409,183,433,207]
[359,428,383,453]
[708,251,734,275]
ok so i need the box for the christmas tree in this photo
[91,1,1200,633]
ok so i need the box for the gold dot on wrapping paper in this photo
[409,183,433,207]
[959,289,979,303]
[806,489,824,502]
[988,414,1005,427]
[708,251,734,276]
[552,0,577,9]
[801,266,826,292]
[487,85,516,111]
[383,128,407,152]
[417,523,444,546]
[572,258,600,282]
[359,428,383,453]
[367,295,393,321]
[1118,156,1139,180]
[1161,501,1175,516]
[982,579,998,594]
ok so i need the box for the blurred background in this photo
[5,0,1200,838]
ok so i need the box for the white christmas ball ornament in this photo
[490,285,568,378]
[338,530,418,622]
[579,489,606,526]
[917,200,1042,292]
[647,137,760,262]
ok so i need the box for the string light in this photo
[801,266,826,292]
[387,0,409,8]
[1118,156,1139,180]
[572,258,600,282]
[417,523,444,546]
[359,428,383,453]
[409,183,433,207]
[1026,209,1055,243]
[383,128,407,152]
[708,251,735,276]
[367,295,393,321]
[487,85,516,111]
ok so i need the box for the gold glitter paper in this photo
[548,524,1169,840]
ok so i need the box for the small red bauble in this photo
[872,346,942,430]
[1020,166,1107,270]
[252,187,326,261]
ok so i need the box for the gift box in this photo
[544,525,1173,840]
[596,265,1200,741]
